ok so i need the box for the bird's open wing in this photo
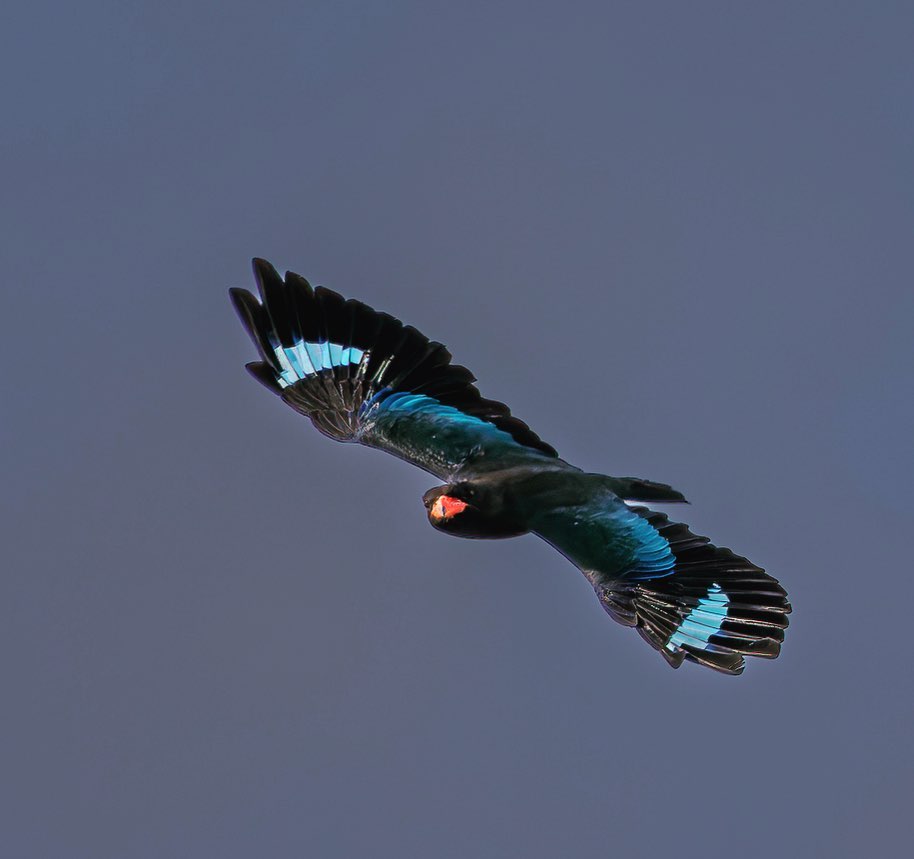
[529,489,791,674]
[230,259,558,480]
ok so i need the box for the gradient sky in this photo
[3,2,913,856]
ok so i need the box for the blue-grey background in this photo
[3,2,912,856]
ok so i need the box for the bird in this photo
[230,258,790,675]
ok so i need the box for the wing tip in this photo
[251,257,280,279]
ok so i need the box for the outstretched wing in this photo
[230,259,558,480]
[529,488,790,674]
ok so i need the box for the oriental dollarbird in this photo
[230,259,790,675]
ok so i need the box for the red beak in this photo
[430,495,469,521]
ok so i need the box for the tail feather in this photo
[602,507,791,675]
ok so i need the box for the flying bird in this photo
[230,259,790,675]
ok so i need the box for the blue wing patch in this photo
[271,337,366,388]
[356,390,538,476]
[374,392,519,442]
[666,583,729,652]
[619,512,677,581]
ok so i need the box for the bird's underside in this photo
[231,259,791,675]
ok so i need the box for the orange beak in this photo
[430,495,469,521]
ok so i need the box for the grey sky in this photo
[3,2,913,856]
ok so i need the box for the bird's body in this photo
[231,259,790,675]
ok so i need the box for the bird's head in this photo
[422,482,528,540]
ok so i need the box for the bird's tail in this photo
[599,508,791,674]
